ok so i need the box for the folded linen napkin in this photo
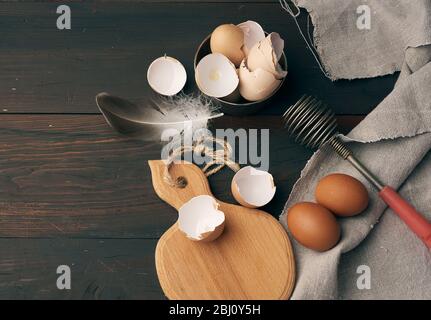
[291,0,431,80]
[280,0,431,299]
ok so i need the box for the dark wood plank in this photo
[1,1,278,2]
[0,114,362,238]
[0,238,164,299]
[0,2,396,114]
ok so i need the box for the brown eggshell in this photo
[230,166,276,208]
[238,59,281,101]
[178,195,226,242]
[210,24,245,67]
[222,85,242,103]
[178,216,225,242]
[246,33,287,79]
[287,202,340,252]
[199,220,225,242]
[231,180,258,209]
[315,173,369,217]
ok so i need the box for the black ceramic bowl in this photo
[194,34,287,116]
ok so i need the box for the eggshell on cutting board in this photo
[178,195,225,242]
[315,173,369,217]
[287,202,340,252]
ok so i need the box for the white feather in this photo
[96,92,223,141]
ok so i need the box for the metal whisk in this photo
[282,95,431,249]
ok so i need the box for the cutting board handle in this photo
[148,160,213,210]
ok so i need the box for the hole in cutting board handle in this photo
[176,176,188,188]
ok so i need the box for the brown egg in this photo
[287,202,340,252]
[210,24,245,67]
[315,173,369,217]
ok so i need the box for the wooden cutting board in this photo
[148,160,295,300]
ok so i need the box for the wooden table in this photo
[0,1,396,299]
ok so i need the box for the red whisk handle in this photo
[379,186,431,249]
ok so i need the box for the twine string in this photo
[163,136,240,188]
[279,0,331,79]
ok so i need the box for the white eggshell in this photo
[247,33,287,79]
[238,20,266,56]
[147,56,187,96]
[195,53,239,98]
[268,32,284,62]
[238,59,281,101]
[231,166,276,208]
[178,195,225,241]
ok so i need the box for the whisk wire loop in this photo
[282,95,338,148]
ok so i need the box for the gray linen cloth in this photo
[292,0,431,80]
[279,1,431,299]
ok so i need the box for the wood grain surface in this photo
[0,114,361,239]
[0,0,396,299]
[0,2,395,114]
[149,160,295,300]
[0,238,163,299]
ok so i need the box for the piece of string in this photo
[279,0,331,79]
[163,136,240,188]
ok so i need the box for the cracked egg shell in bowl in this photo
[194,32,287,116]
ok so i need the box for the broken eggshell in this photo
[238,58,281,102]
[195,53,240,101]
[147,56,187,96]
[231,166,276,208]
[178,195,225,242]
[210,24,245,67]
[247,33,287,79]
[237,20,266,56]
